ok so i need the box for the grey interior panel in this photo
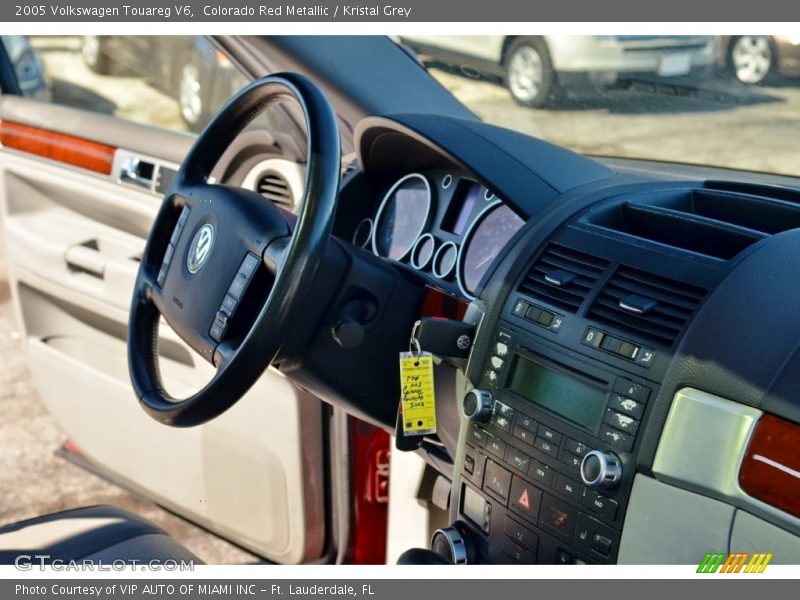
[618,474,734,564]
[730,510,800,564]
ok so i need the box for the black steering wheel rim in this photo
[128,73,341,427]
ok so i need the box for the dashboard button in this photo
[534,437,559,458]
[503,516,539,552]
[608,394,644,419]
[490,412,513,433]
[536,310,554,327]
[486,435,507,459]
[502,537,536,563]
[613,378,651,403]
[564,438,590,457]
[506,447,531,472]
[592,533,613,557]
[617,341,639,360]
[603,409,640,435]
[512,299,529,317]
[636,347,656,367]
[554,473,583,502]
[575,513,620,560]
[463,455,475,475]
[582,327,604,348]
[539,494,577,540]
[495,341,509,357]
[467,424,488,448]
[525,305,542,322]
[599,425,634,452]
[550,315,564,331]
[582,490,618,520]
[509,476,543,523]
[494,401,515,419]
[483,460,512,503]
[537,425,562,445]
[561,451,582,473]
[529,460,554,486]
[600,336,622,353]
[490,356,504,369]
[515,413,537,431]
[512,424,536,446]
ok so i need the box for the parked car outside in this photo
[400,35,717,107]
[718,35,800,85]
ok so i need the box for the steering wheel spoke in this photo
[128,73,341,427]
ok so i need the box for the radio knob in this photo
[580,450,622,490]
[462,389,493,422]
[431,523,473,564]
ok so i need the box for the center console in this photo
[453,303,660,565]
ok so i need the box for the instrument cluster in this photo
[352,170,526,299]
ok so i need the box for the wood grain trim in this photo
[0,120,115,175]
[739,413,800,519]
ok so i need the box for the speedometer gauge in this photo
[458,203,525,297]
[372,174,432,260]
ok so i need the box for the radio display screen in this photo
[508,355,606,432]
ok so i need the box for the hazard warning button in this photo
[509,476,543,524]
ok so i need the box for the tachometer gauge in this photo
[458,203,525,297]
[372,173,432,260]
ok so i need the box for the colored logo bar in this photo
[697,552,773,573]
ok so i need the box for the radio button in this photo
[561,451,583,473]
[515,413,537,432]
[533,437,559,458]
[529,460,554,486]
[603,409,640,435]
[512,424,536,446]
[503,516,539,552]
[486,436,507,459]
[608,394,645,419]
[467,424,488,448]
[490,413,513,433]
[539,494,578,540]
[554,473,583,502]
[495,341,509,357]
[509,477,543,523]
[506,447,531,472]
[599,425,634,452]
[485,369,499,384]
[490,356,505,369]
[613,378,651,403]
[537,425,563,445]
[494,401,515,419]
[483,460,512,503]
[582,490,619,520]
[564,438,590,457]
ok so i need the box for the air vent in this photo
[518,243,611,313]
[588,266,706,347]
[257,172,293,208]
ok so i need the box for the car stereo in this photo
[456,323,656,564]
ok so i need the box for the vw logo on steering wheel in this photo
[186,223,215,274]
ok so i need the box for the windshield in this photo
[400,35,800,176]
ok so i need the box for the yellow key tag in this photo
[399,351,437,436]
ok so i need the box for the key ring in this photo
[409,320,422,364]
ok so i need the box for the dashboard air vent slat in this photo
[257,172,293,208]
[519,243,610,313]
[588,265,706,347]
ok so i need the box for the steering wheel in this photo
[128,73,341,427]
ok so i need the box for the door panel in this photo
[0,100,326,564]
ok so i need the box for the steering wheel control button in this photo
[156,263,168,287]
[209,321,225,342]
[580,450,623,489]
[239,253,260,278]
[221,294,238,314]
[227,273,248,300]
[509,476,543,523]
[463,388,493,422]
[483,459,512,503]
[170,207,191,246]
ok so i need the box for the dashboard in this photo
[335,114,800,566]
[350,169,525,299]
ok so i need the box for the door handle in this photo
[64,245,106,278]
[119,155,155,190]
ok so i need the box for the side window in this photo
[2,35,249,134]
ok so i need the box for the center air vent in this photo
[257,172,293,208]
[518,243,610,313]
[587,266,706,347]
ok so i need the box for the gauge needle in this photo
[475,253,497,269]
